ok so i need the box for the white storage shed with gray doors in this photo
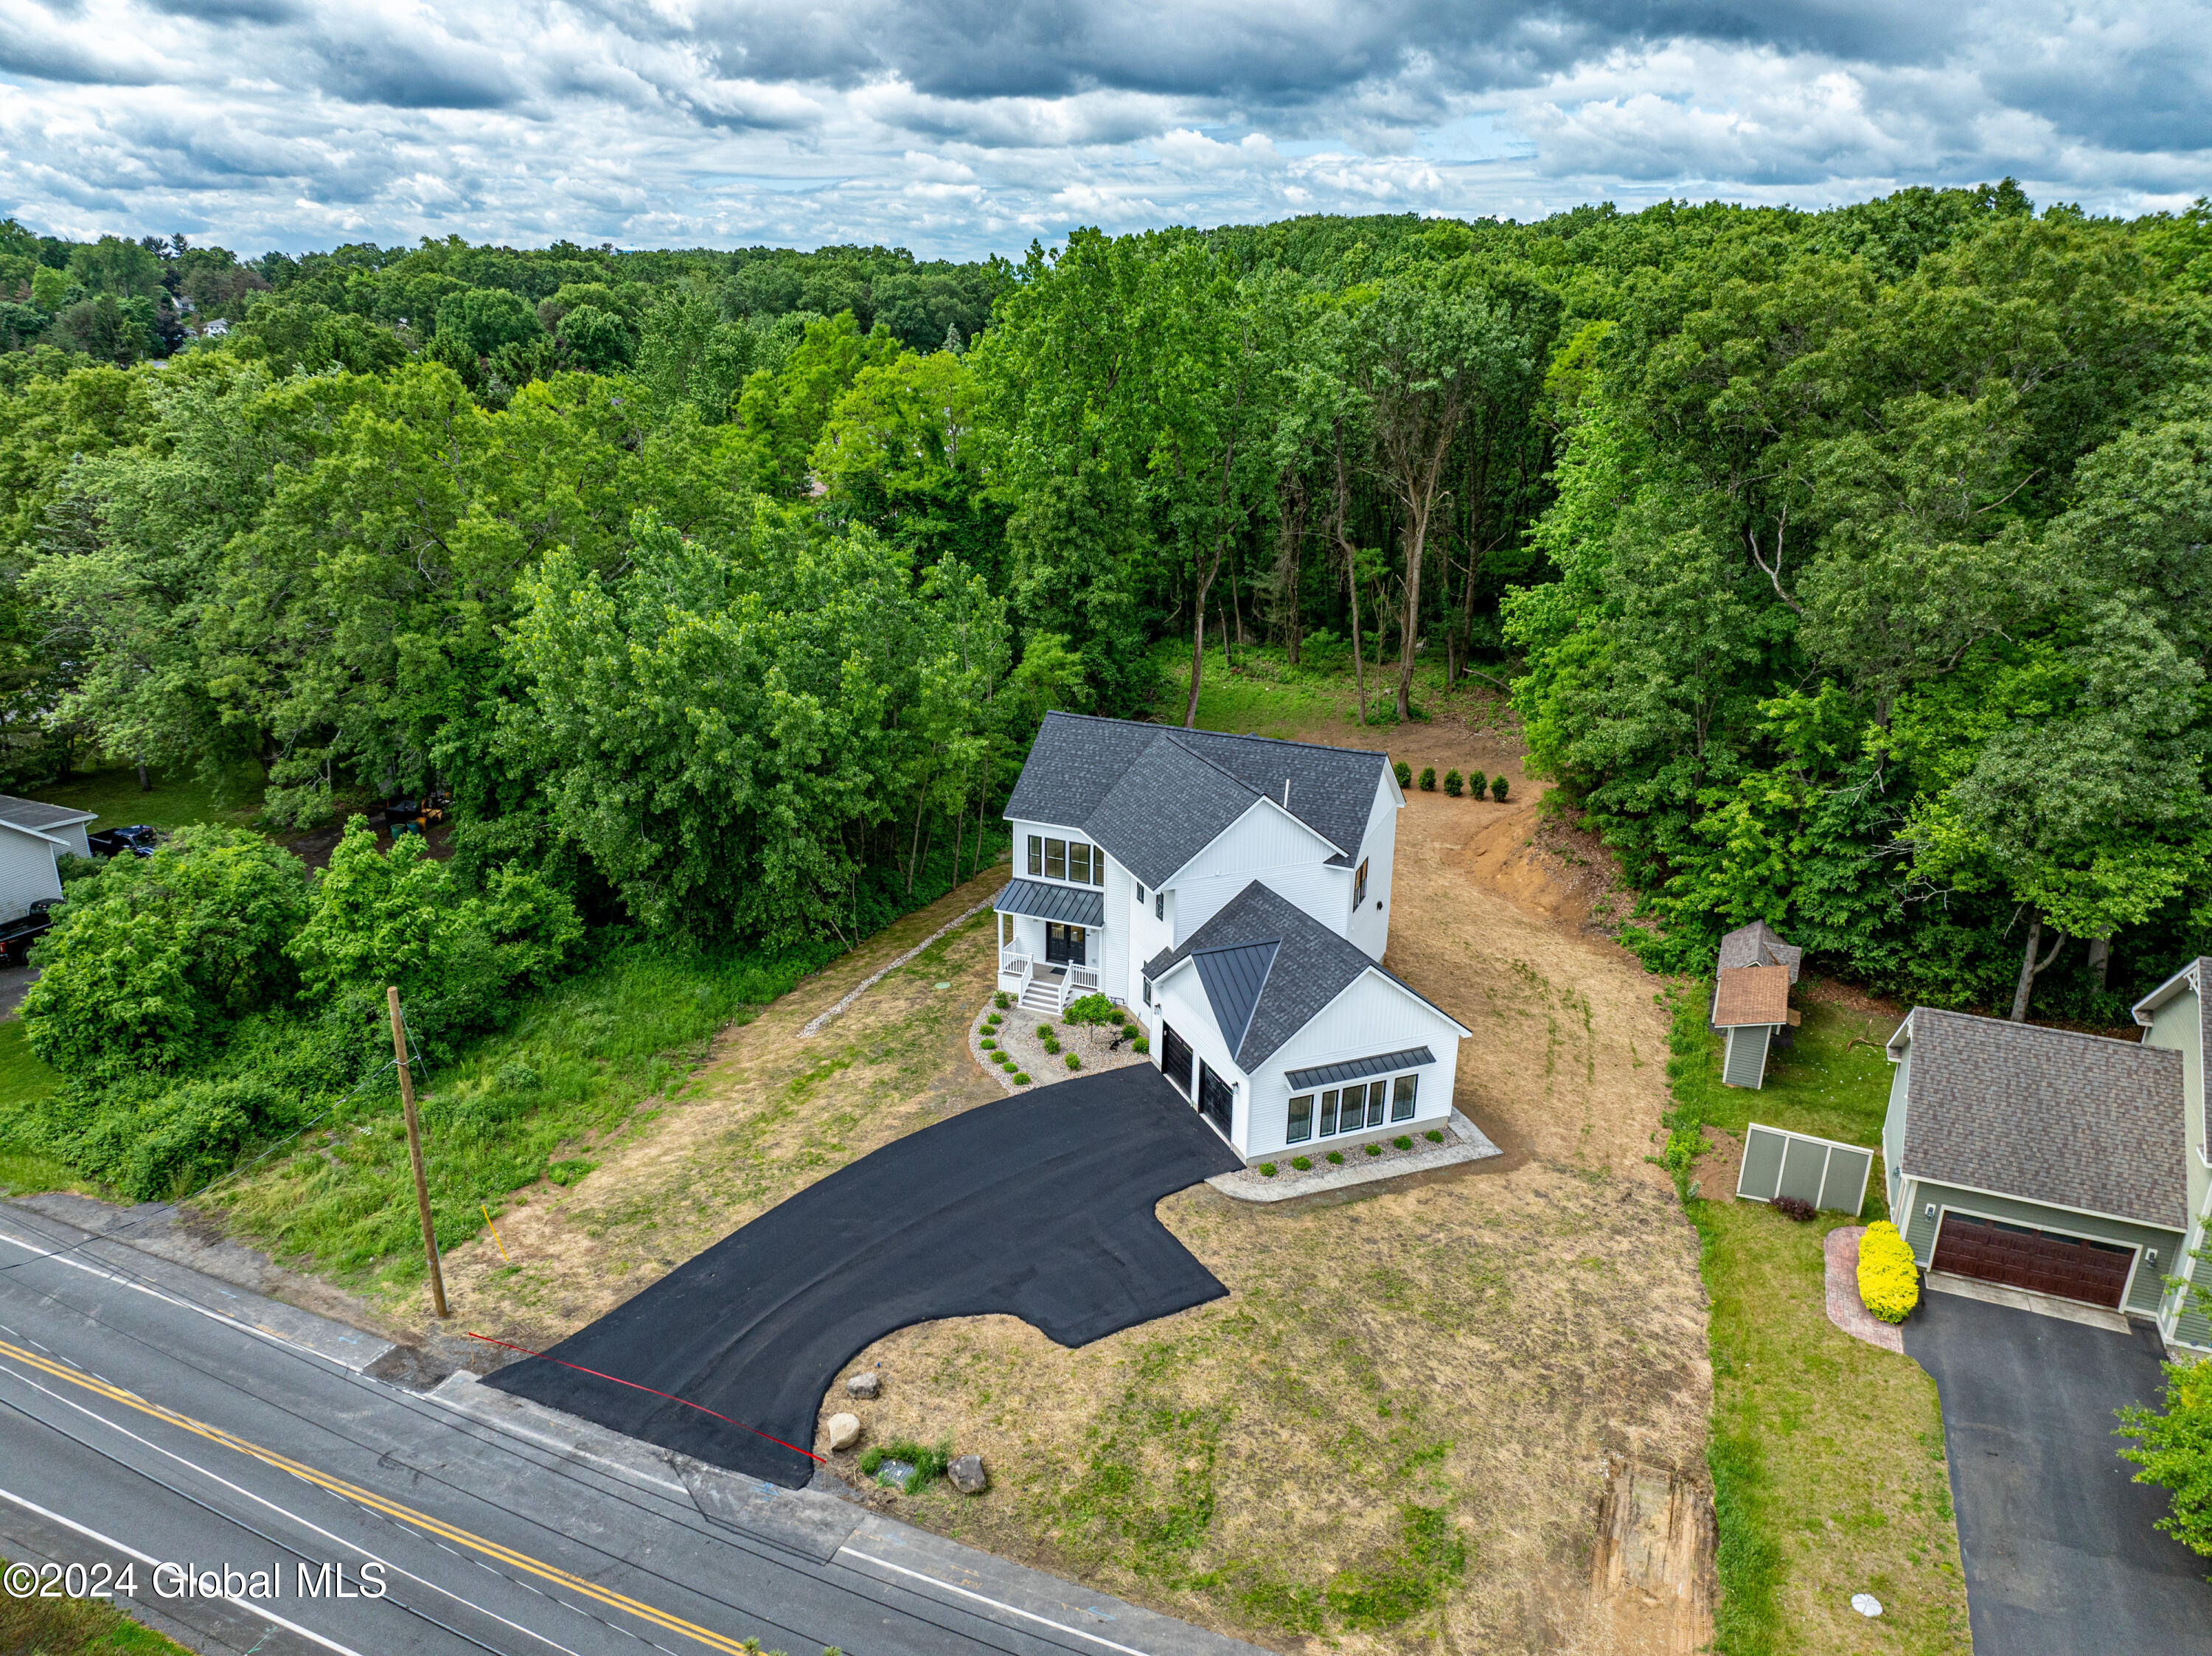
[1736,1123,1874,1214]
[1141,881,1470,1164]
[1711,921,1803,1088]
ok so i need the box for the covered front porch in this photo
[995,877,1106,1013]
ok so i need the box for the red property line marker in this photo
[465,1333,824,1464]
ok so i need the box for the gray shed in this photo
[1711,922,1801,1088]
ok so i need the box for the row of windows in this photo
[1286,1074,1417,1143]
[1026,835,1106,886]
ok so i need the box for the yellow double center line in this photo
[0,1337,765,1655]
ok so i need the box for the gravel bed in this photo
[967,997,1150,1092]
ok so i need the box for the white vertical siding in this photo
[1346,772,1400,961]
[55,822,91,857]
[1151,964,1245,1149]
[0,828,63,922]
[1128,874,1175,1001]
[1100,857,1132,1004]
[1172,801,1337,882]
[1242,973,1464,1159]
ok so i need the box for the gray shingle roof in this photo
[1142,881,1453,1072]
[993,878,1105,927]
[1005,712,1388,886]
[0,795,95,832]
[1718,920,1801,981]
[1895,1008,2186,1230]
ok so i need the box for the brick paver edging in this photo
[1825,1223,1905,1354]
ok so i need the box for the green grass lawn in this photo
[1147,637,1524,739]
[0,1018,83,1197]
[0,1561,192,1653]
[1673,989,1972,1655]
[25,759,268,836]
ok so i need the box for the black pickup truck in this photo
[88,823,159,858]
[0,898,60,967]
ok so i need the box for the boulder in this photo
[845,1370,881,1399]
[826,1413,861,1451]
[947,1453,989,1495]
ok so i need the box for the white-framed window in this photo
[1155,891,1165,920]
[1352,857,1369,911]
[1027,835,1043,876]
[1287,1095,1313,1142]
[1046,837,1067,879]
[1391,1074,1417,1121]
[1029,835,1105,887]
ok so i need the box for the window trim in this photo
[1287,1094,1314,1144]
[1027,835,1043,877]
[1045,838,1067,880]
[1352,857,1370,912]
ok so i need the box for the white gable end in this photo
[1169,797,1340,885]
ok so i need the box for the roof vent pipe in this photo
[1283,779,1291,807]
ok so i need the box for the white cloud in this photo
[0,0,2204,259]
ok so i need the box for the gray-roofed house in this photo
[1881,978,2212,1343]
[1710,919,1802,1089]
[1139,883,1472,1161]
[0,795,97,922]
[997,713,1464,1161]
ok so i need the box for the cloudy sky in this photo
[3,0,2206,260]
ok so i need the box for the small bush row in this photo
[1402,762,1509,801]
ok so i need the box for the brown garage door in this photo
[1931,1213,2135,1308]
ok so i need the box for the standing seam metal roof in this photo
[1894,1007,2186,1230]
[1142,881,1455,1072]
[1004,712,1388,888]
[993,879,1107,927]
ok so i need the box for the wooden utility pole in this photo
[388,986,449,1319]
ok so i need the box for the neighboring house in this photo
[1711,920,1802,1089]
[0,794,96,922]
[998,712,1467,1163]
[1881,973,2212,1345]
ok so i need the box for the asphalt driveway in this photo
[488,1063,1242,1486]
[1904,1290,2212,1654]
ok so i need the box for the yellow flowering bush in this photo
[1857,1220,1919,1323]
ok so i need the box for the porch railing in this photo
[998,949,1034,995]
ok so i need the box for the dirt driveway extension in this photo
[484,1064,1241,1486]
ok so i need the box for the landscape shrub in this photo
[1467,769,1486,799]
[1770,1195,1816,1222]
[1418,766,1436,792]
[994,992,1011,1009]
[1857,1221,1919,1322]
[1393,1135,1412,1149]
[1065,1052,1080,1069]
[1424,1128,1443,1143]
[1443,770,1462,797]
[1291,1155,1311,1170]
[1326,1150,1343,1164]
[1043,1034,1062,1054]
[978,1038,995,1051]
[1392,760,1412,787]
[22,826,310,1079]
[1120,1023,1139,1040]
[1012,1071,1031,1084]
[1259,1162,1278,1177]
[1132,1036,1149,1054]
[1063,992,1117,1026]
[1366,1143,1381,1156]
[1035,1023,1053,1039]
[1489,774,1509,801]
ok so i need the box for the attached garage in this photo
[1882,1007,2188,1324]
[1929,1212,2137,1310]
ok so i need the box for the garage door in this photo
[1931,1212,2135,1309]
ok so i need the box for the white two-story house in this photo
[997,712,1470,1163]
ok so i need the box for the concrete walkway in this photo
[1208,1108,1502,1203]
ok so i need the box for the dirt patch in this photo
[1697,1125,1745,1205]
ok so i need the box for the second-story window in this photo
[1155,891,1165,920]
[1045,838,1066,880]
[1352,857,1370,911]
[1069,842,1091,883]
[1028,835,1043,876]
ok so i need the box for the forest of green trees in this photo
[4,185,2211,1155]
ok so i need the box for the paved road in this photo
[0,1200,1253,1656]
[1905,1289,2212,1655]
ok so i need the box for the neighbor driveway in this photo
[1904,1290,2212,1654]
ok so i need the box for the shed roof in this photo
[0,795,95,833]
[1006,712,1388,886]
[1891,1008,2186,1231]
[1713,964,1791,1028]
[1143,881,1460,1072]
[1718,919,1801,981]
[993,878,1105,928]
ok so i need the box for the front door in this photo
[1198,1062,1234,1138]
[1045,922,1087,966]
